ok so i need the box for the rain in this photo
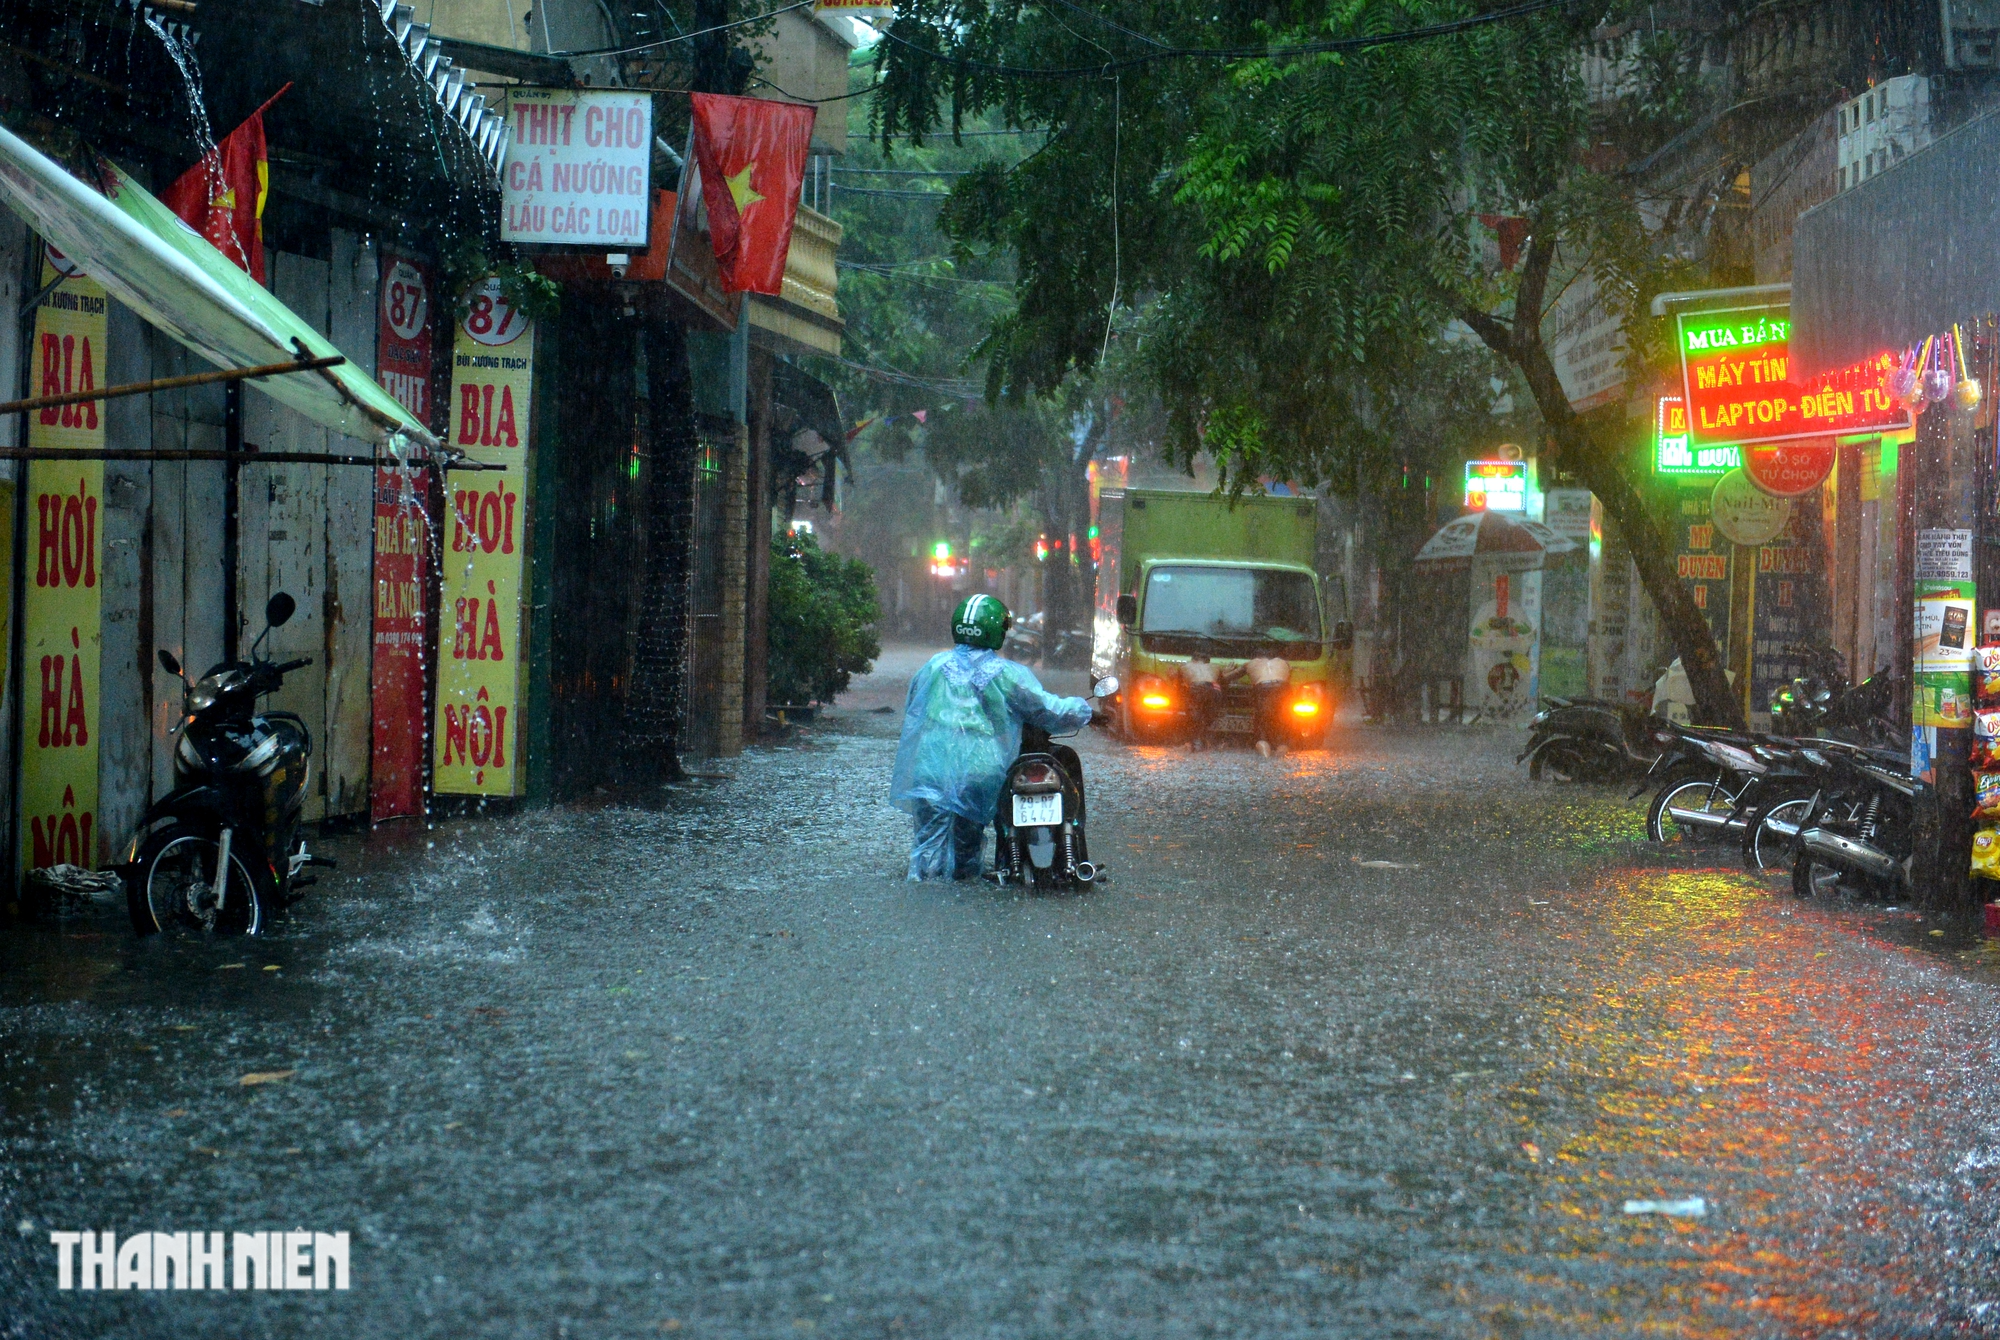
[3,0,2000,1336]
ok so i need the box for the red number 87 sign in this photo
[463,278,526,347]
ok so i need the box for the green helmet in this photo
[952,593,1011,650]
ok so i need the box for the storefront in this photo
[1791,104,2000,909]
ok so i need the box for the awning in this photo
[0,122,438,452]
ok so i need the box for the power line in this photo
[830,183,950,198]
[749,75,887,103]
[543,0,810,58]
[878,0,1571,80]
[832,357,983,397]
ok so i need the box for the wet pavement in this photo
[6,644,2000,1337]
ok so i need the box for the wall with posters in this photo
[1539,488,1593,698]
[19,251,105,869]
[434,279,534,795]
[1914,526,1976,785]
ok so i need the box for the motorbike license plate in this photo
[1218,714,1252,733]
[1013,793,1062,827]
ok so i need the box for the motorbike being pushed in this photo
[123,592,332,936]
[991,677,1117,890]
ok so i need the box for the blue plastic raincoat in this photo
[891,646,1093,880]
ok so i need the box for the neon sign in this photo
[1464,460,1526,511]
[1655,396,1742,474]
[1676,305,1908,449]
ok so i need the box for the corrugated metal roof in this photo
[1792,106,2000,378]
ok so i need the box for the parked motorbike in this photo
[123,593,332,936]
[1519,697,1663,782]
[1642,724,1815,871]
[992,677,1117,889]
[1769,644,1902,746]
[1777,742,1916,899]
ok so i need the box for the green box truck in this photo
[1092,488,1352,746]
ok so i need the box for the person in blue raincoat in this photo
[892,595,1094,880]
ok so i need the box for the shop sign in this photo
[1654,396,1742,474]
[501,88,653,248]
[1747,506,1827,732]
[1463,460,1526,511]
[1544,488,1593,542]
[433,279,533,796]
[371,251,436,823]
[1742,439,1836,497]
[1709,469,1791,546]
[1677,305,1908,449]
[20,247,104,869]
[1673,491,1730,650]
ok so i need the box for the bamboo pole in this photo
[0,447,503,470]
[0,354,347,417]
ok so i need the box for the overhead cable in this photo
[542,0,810,58]
[878,0,1571,80]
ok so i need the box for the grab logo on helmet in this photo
[953,594,1008,648]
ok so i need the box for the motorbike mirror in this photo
[266,592,296,628]
[1093,676,1120,699]
[157,648,181,677]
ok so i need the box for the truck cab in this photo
[1093,489,1352,746]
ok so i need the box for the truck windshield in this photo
[1141,566,1320,643]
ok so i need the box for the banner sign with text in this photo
[501,88,652,248]
[433,279,532,796]
[370,251,435,822]
[20,248,105,868]
[1677,305,1909,450]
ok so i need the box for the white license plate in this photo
[1013,792,1063,827]
[1218,714,1253,733]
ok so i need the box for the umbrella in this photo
[1412,510,1578,573]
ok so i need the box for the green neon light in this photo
[1679,309,1789,355]
[1655,438,1742,475]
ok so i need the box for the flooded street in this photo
[5,647,2000,1337]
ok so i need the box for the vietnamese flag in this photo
[689,93,816,295]
[161,84,288,284]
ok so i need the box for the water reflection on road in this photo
[3,657,1998,1336]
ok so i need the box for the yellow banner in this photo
[21,253,106,867]
[434,279,534,795]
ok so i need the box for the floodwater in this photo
[4,644,2000,1337]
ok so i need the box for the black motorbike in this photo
[1769,644,1902,747]
[123,593,331,936]
[992,677,1117,889]
[1638,723,1824,873]
[1776,742,1916,900]
[1520,696,1663,782]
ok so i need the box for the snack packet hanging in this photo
[1975,770,2000,821]
[1978,709,2000,766]
[1973,828,2000,881]
[1978,646,2000,706]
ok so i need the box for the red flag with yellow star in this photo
[161,85,288,284]
[689,93,816,295]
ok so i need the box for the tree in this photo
[872,0,1752,725]
[767,530,883,705]
[919,396,1097,647]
